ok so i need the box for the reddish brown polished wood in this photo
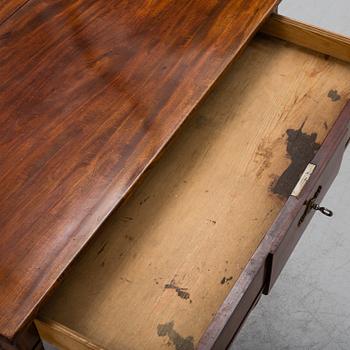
[0,0,279,344]
[0,0,30,25]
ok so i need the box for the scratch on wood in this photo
[139,196,150,205]
[96,242,108,256]
[255,141,273,179]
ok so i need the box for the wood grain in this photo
[35,320,104,350]
[37,35,350,350]
[0,0,279,343]
[0,0,30,25]
[262,14,350,63]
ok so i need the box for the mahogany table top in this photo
[0,0,278,342]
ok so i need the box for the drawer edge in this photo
[261,14,350,63]
[35,319,105,350]
[266,112,350,292]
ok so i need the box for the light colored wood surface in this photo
[35,320,104,350]
[38,35,350,350]
[262,14,350,63]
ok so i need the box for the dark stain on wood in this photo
[157,321,194,350]
[272,123,320,198]
[164,280,190,300]
[328,89,341,102]
[221,276,233,285]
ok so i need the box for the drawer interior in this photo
[37,32,350,350]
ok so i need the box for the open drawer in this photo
[35,15,350,350]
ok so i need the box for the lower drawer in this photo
[35,15,350,350]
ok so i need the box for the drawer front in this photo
[265,101,350,293]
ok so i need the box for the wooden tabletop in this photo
[0,0,28,24]
[0,0,278,343]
